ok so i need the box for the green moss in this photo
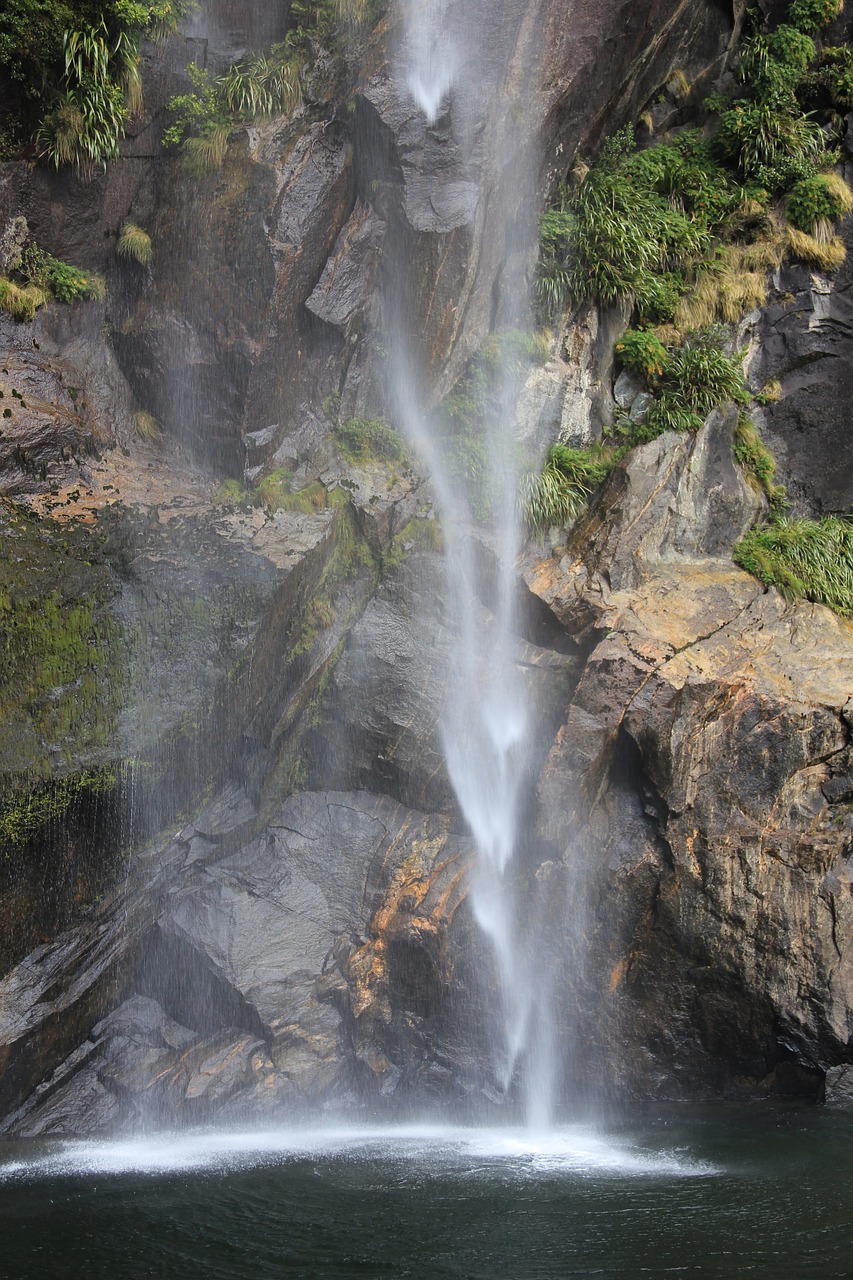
[0,766,115,849]
[386,515,444,566]
[334,416,406,463]
[734,415,787,517]
[0,505,126,774]
[255,469,329,514]
[213,477,257,509]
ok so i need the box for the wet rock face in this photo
[746,231,853,515]
[0,790,489,1135]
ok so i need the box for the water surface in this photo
[1,1107,850,1279]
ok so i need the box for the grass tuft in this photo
[734,516,853,615]
[134,410,161,441]
[116,221,153,265]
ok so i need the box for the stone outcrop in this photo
[523,411,853,1101]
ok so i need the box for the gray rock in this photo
[614,368,644,409]
[306,202,386,331]
[629,391,654,422]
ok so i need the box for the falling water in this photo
[400,0,458,122]
[393,0,554,1126]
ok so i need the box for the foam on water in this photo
[0,1125,719,1182]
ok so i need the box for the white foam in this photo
[0,1124,719,1182]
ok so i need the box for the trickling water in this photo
[400,0,458,122]
[391,0,554,1125]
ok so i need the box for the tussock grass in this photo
[520,444,614,530]
[134,409,162,441]
[0,278,47,321]
[784,225,847,268]
[734,516,853,615]
[116,222,152,265]
[183,124,230,175]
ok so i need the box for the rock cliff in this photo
[0,0,852,1133]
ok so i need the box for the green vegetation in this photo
[734,415,787,517]
[520,444,615,530]
[623,332,750,444]
[529,0,853,562]
[0,239,106,321]
[0,1,196,169]
[786,171,853,235]
[162,52,300,174]
[0,507,126,769]
[437,329,551,523]
[334,416,406,463]
[734,517,853,614]
[539,0,853,321]
[788,0,843,32]
[163,0,384,173]
[0,767,115,848]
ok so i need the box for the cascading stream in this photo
[394,0,554,1128]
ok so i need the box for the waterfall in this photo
[401,0,458,123]
[394,0,554,1126]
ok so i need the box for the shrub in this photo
[46,256,105,302]
[786,172,853,236]
[788,0,843,33]
[161,63,224,148]
[734,516,853,615]
[116,221,153,264]
[807,45,853,110]
[739,26,817,98]
[615,328,668,380]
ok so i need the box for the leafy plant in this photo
[734,516,853,615]
[615,328,668,380]
[116,220,152,264]
[788,0,843,33]
[786,172,853,237]
[161,61,223,147]
[806,44,853,110]
[45,255,105,302]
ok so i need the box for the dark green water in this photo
[1,1108,851,1279]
